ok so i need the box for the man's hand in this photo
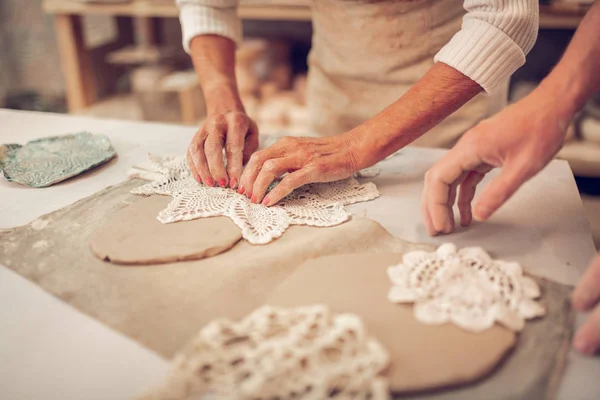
[421,88,569,236]
[238,134,362,206]
[573,254,600,355]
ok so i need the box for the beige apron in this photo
[307,0,509,148]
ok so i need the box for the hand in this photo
[238,134,362,206]
[421,88,571,236]
[572,254,600,355]
[186,92,258,189]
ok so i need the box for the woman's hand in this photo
[186,86,258,189]
[238,134,363,206]
[572,253,600,355]
[421,87,571,236]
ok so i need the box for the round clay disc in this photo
[266,252,517,393]
[90,196,242,265]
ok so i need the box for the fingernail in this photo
[262,197,271,206]
[247,192,252,199]
[218,179,227,188]
[238,185,245,195]
[230,178,237,189]
[204,177,214,187]
[251,195,257,203]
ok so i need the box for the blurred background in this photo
[0,0,598,245]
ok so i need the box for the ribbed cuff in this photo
[178,3,242,54]
[434,18,526,94]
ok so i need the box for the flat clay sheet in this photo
[0,181,574,399]
[267,253,574,399]
[0,180,425,358]
[267,253,516,393]
[89,196,242,265]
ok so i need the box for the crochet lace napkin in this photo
[388,243,546,332]
[128,154,380,245]
[139,305,390,400]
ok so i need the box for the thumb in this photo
[473,162,534,221]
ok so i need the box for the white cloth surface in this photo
[176,0,538,93]
[0,109,598,399]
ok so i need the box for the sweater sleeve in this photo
[176,0,242,53]
[434,0,539,93]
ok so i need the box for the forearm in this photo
[351,62,482,167]
[537,0,600,120]
[190,35,243,114]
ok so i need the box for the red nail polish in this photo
[218,179,227,187]
[247,192,252,199]
[205,177,214,187]
[238,185,245,195]
[262,197,271,206]
[251,195,257,203]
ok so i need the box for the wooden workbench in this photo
[43,0,589,116]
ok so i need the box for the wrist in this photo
[203,83,245,116]
[536,70,584,124]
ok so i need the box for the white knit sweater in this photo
[176,0,538,93]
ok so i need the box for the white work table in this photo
[0,109,598,399]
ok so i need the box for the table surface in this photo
[1,108,599,399]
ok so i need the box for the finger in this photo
[573,303,600,356]
[573,254,600,311]
[262,168,316,206]
[204,116,228,187]
[251,158,297,204]
[473,161,534,221]
[189,130,213,186]
[225,114,249,189]
[423,147,483,235]
[425,169,466,235]
[243,120,259,165]
[186,149,201,183]
[239,146,284,199]
[457,167,490,227]
[421,196,438,237]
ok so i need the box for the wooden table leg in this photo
[54,14,97,112]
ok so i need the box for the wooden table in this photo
[43,0,589,116]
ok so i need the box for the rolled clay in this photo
[266,252,517,394]
[89,196,242,265]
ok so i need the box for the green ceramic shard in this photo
[0,132,116,188]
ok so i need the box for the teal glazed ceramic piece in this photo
[0,132,117,188]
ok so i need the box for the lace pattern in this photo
[387,244,546,332]
[139,305,390,400]
[130,155,380,245]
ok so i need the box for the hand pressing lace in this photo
[129,154,380,245]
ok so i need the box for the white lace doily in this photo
[139,305,390,400]
[387,244,546,332]
[129,154,380,245]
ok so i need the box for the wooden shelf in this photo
[43,0,312,21]
[43,1,588,27]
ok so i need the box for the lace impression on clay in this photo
[139,305,390,400]
[387,243,546,332]
[129,154,380,245]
